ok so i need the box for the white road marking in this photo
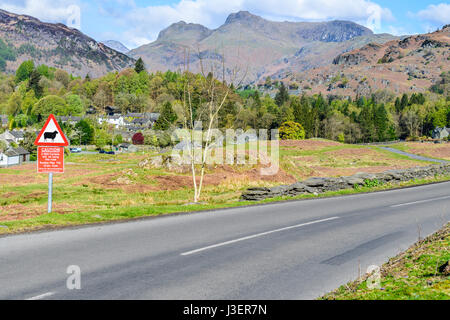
[391,195,450,208]
[26,292,55,300]
[181,216,340,256]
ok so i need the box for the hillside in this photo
[102,40,130,55]
[0,9,135,78]
[290,25,450,96]
[129,11,397,83]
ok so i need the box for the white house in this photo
[0,147,30,167]
[0,130,25,144]
[98,115,125,128]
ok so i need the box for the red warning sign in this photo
[34,114,69,147]
[37,147,64,173]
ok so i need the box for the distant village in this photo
[1,105,449,168]
[0,107,161,167]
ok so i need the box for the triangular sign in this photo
[34,114,69,146]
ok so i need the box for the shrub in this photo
[279,121,306,140]
[132,132,144,145]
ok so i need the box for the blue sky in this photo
[0,0,449,49]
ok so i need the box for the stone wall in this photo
[241,164,450,201]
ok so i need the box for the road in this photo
[0,182,449,300]
[380,146,449,163]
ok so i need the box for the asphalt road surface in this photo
[0,182,449,300]
[380,147,449,163]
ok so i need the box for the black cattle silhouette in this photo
[44,131,59,142]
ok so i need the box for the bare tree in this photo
[179,46,248,203]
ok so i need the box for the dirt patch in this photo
[24,191,46,200]
[1,192,17,198]
[326,148,379,158]
[153,164,296,190]
[280,139,341,150]
[0,202,83,221]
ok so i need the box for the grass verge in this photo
[1,174,450,236]
[320,223,450,300]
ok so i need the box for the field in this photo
[321,224,450,300]
[0,139,446,234]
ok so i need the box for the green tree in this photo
[28,69,43,98]
[275,82,289,107]
[65,94,84,116]
[7,92,22,116]
[279,121,306,140]
[154,101,177,130]
[94,128,112,149]
[134,57,145,74]
[113,134,123,146]
[19,131,37,155]
[0,140,7,153]
[74,119,94,145]
[15,60,34,83]
[32,95,67,118]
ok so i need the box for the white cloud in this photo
[111,0,394,48]
[416,3,450,26]
[0,0,82,29]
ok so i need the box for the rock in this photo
[303,177,328,187]
[439,261,450,275]
[343,176,364,186]
[240,163,450,201]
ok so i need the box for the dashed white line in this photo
[181,216,340,256]
[390,195,450,208]
[26,292,55,300]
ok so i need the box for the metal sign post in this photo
[48,172,53,213]
[34,115,69,214]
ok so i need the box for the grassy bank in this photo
[321,223,450,300]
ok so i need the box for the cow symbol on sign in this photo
[44,131,59,142]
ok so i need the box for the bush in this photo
[132,132,144,145]
[279,121,306,140]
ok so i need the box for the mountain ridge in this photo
[0,9,135,77]
[128,11,394,83]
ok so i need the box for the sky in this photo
[0,0,449,49]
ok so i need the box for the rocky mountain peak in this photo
[157,21,212,42]
[224,11,264,25]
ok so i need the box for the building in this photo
[432,127,450,140]
[0,115,8,128]
[0,130,25,144]
[0,147,30,167]
[58,116,82,125]
[98,115,125,128]
[105,106,121,116]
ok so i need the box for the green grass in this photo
[320,224,450,300]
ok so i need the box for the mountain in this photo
[0,9,135,77]
[290,25,450,96]
[129,11,397,83]
[102,40,130,54]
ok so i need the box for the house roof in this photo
[10,131,24,139]
[147,113,160,121]
[58,116,82,122]
[4,149,19,157]
[126,113,144,118]
[14,147,29,155]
